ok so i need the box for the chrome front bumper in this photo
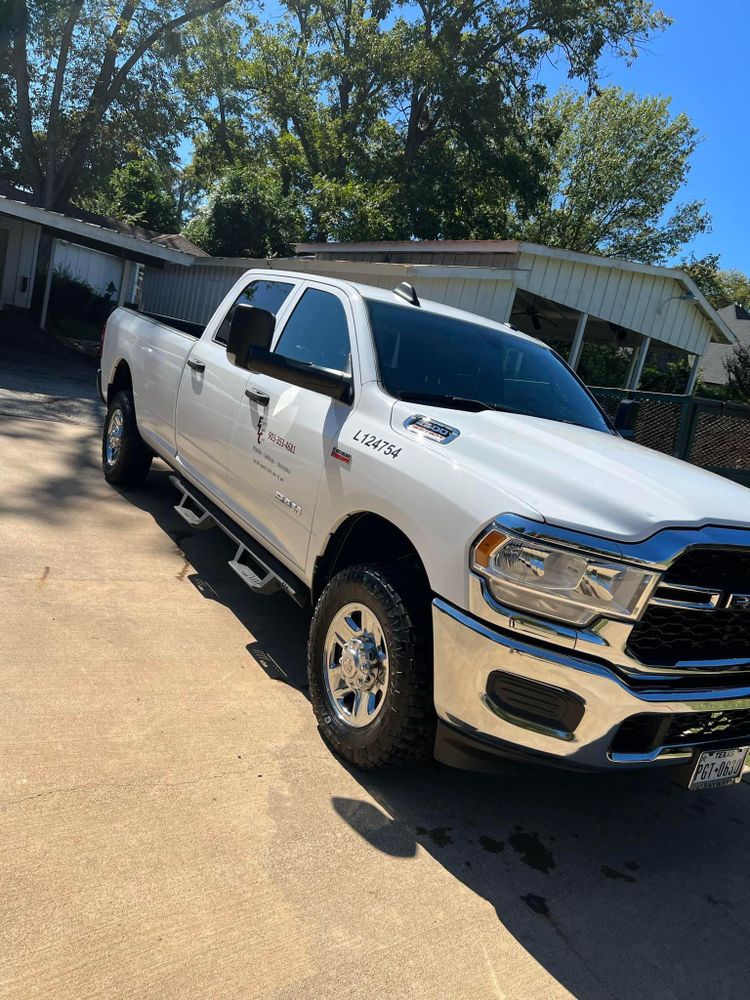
[432,598,750,770]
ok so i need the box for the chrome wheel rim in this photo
[105,408,124,466]
[323,603,389,728]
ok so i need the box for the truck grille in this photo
[611,709,750,754]
[664,709,750,745]
[628,547,750,667]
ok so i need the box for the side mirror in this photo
[614,399,640,441]
[226,306,275,369]
[247,347,353,404]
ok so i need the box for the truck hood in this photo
[391,402,750,542]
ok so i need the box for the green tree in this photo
[101,157,179,232]
[206,0,670,241]
[725,345,750,402]
[183,166,303,257]
[681,255,750,311]
[5,0,233,209]
[680,254,726,308]
[520,88,709,263]
[717,270,750,311]
[177,5,258,183]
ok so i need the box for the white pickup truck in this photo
[98,268,750,790]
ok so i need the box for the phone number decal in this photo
[268,431,296,454]
[353,429,402,458]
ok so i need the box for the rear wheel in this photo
[308,564,434,768]
[102,390,152,486]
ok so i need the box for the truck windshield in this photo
[365,299,612,433]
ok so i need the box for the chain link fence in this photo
[591,388,750,487]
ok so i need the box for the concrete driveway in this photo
[1,334,750,999]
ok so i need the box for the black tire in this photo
[308,563,435,768]
[102,390,152,486]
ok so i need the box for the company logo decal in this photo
[331,447,352,466]
[257,416,265,445]
[404,415,460,445]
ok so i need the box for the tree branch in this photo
[51,0,232,206]
[46,1,85,205]
[10,0,44,196]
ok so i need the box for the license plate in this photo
[688,746,749,791]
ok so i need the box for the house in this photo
[0,183,205,328]
[701,303,750,387]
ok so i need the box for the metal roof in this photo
[294,240,737,349]
[0,184,197,266]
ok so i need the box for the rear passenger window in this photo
[215,279,294,346]
[274,289,351,374]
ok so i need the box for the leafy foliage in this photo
[520,88,709,263]
[639,354,691,393]
[4,0,233,209]
[715,270,750,311]
[183,166,303,256]
[681,255,750,311]
[177,0,672,245]
[97,158,179,232]
[47,266,115,332]
[725,345,750,402]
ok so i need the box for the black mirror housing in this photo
[226,306,275,369]
[614,398,640,441]
[247,347,353,404]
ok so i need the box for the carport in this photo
[0,184,195,331]
[291,241,738,393]
[138,239,736,394]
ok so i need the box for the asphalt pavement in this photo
[1,320,749,999]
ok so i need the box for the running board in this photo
[174,484,216,530]
[229,544,281,596]
[168,474,308,606]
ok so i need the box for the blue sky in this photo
[539,0,749,272]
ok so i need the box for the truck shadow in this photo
[122,465,750,1000]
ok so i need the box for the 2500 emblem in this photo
[353,430,402,458]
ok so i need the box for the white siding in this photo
[0,217,40,309]
[516,252,716,356]
[139,251,719,361]
[54,241,125,296]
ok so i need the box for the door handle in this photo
[245,386,270,406]
[187,358,206,373]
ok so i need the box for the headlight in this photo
[472,528,659,627]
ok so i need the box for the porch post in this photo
[118,259,130,306]
[627,336,651,390]
[39,238,57,330]
[685,353,702,395]
[568,312,588,370]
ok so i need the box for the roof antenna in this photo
[393,281,420,306]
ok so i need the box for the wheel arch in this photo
[312,512,431,605]
[106,359,133,405]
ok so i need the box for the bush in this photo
[48,268,116,333]
[725,344,750,402]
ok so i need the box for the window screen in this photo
[215,279,295,346]
[274,289,351,374]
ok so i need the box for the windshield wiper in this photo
[394,391,516,414]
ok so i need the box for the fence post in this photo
[673,397,699,460]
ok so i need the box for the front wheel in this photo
[102,390,152,486]
[308,564,434,768]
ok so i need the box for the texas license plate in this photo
[688,747,749,791]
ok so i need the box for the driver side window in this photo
[274,288,351,374]
[214,279,295,346]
